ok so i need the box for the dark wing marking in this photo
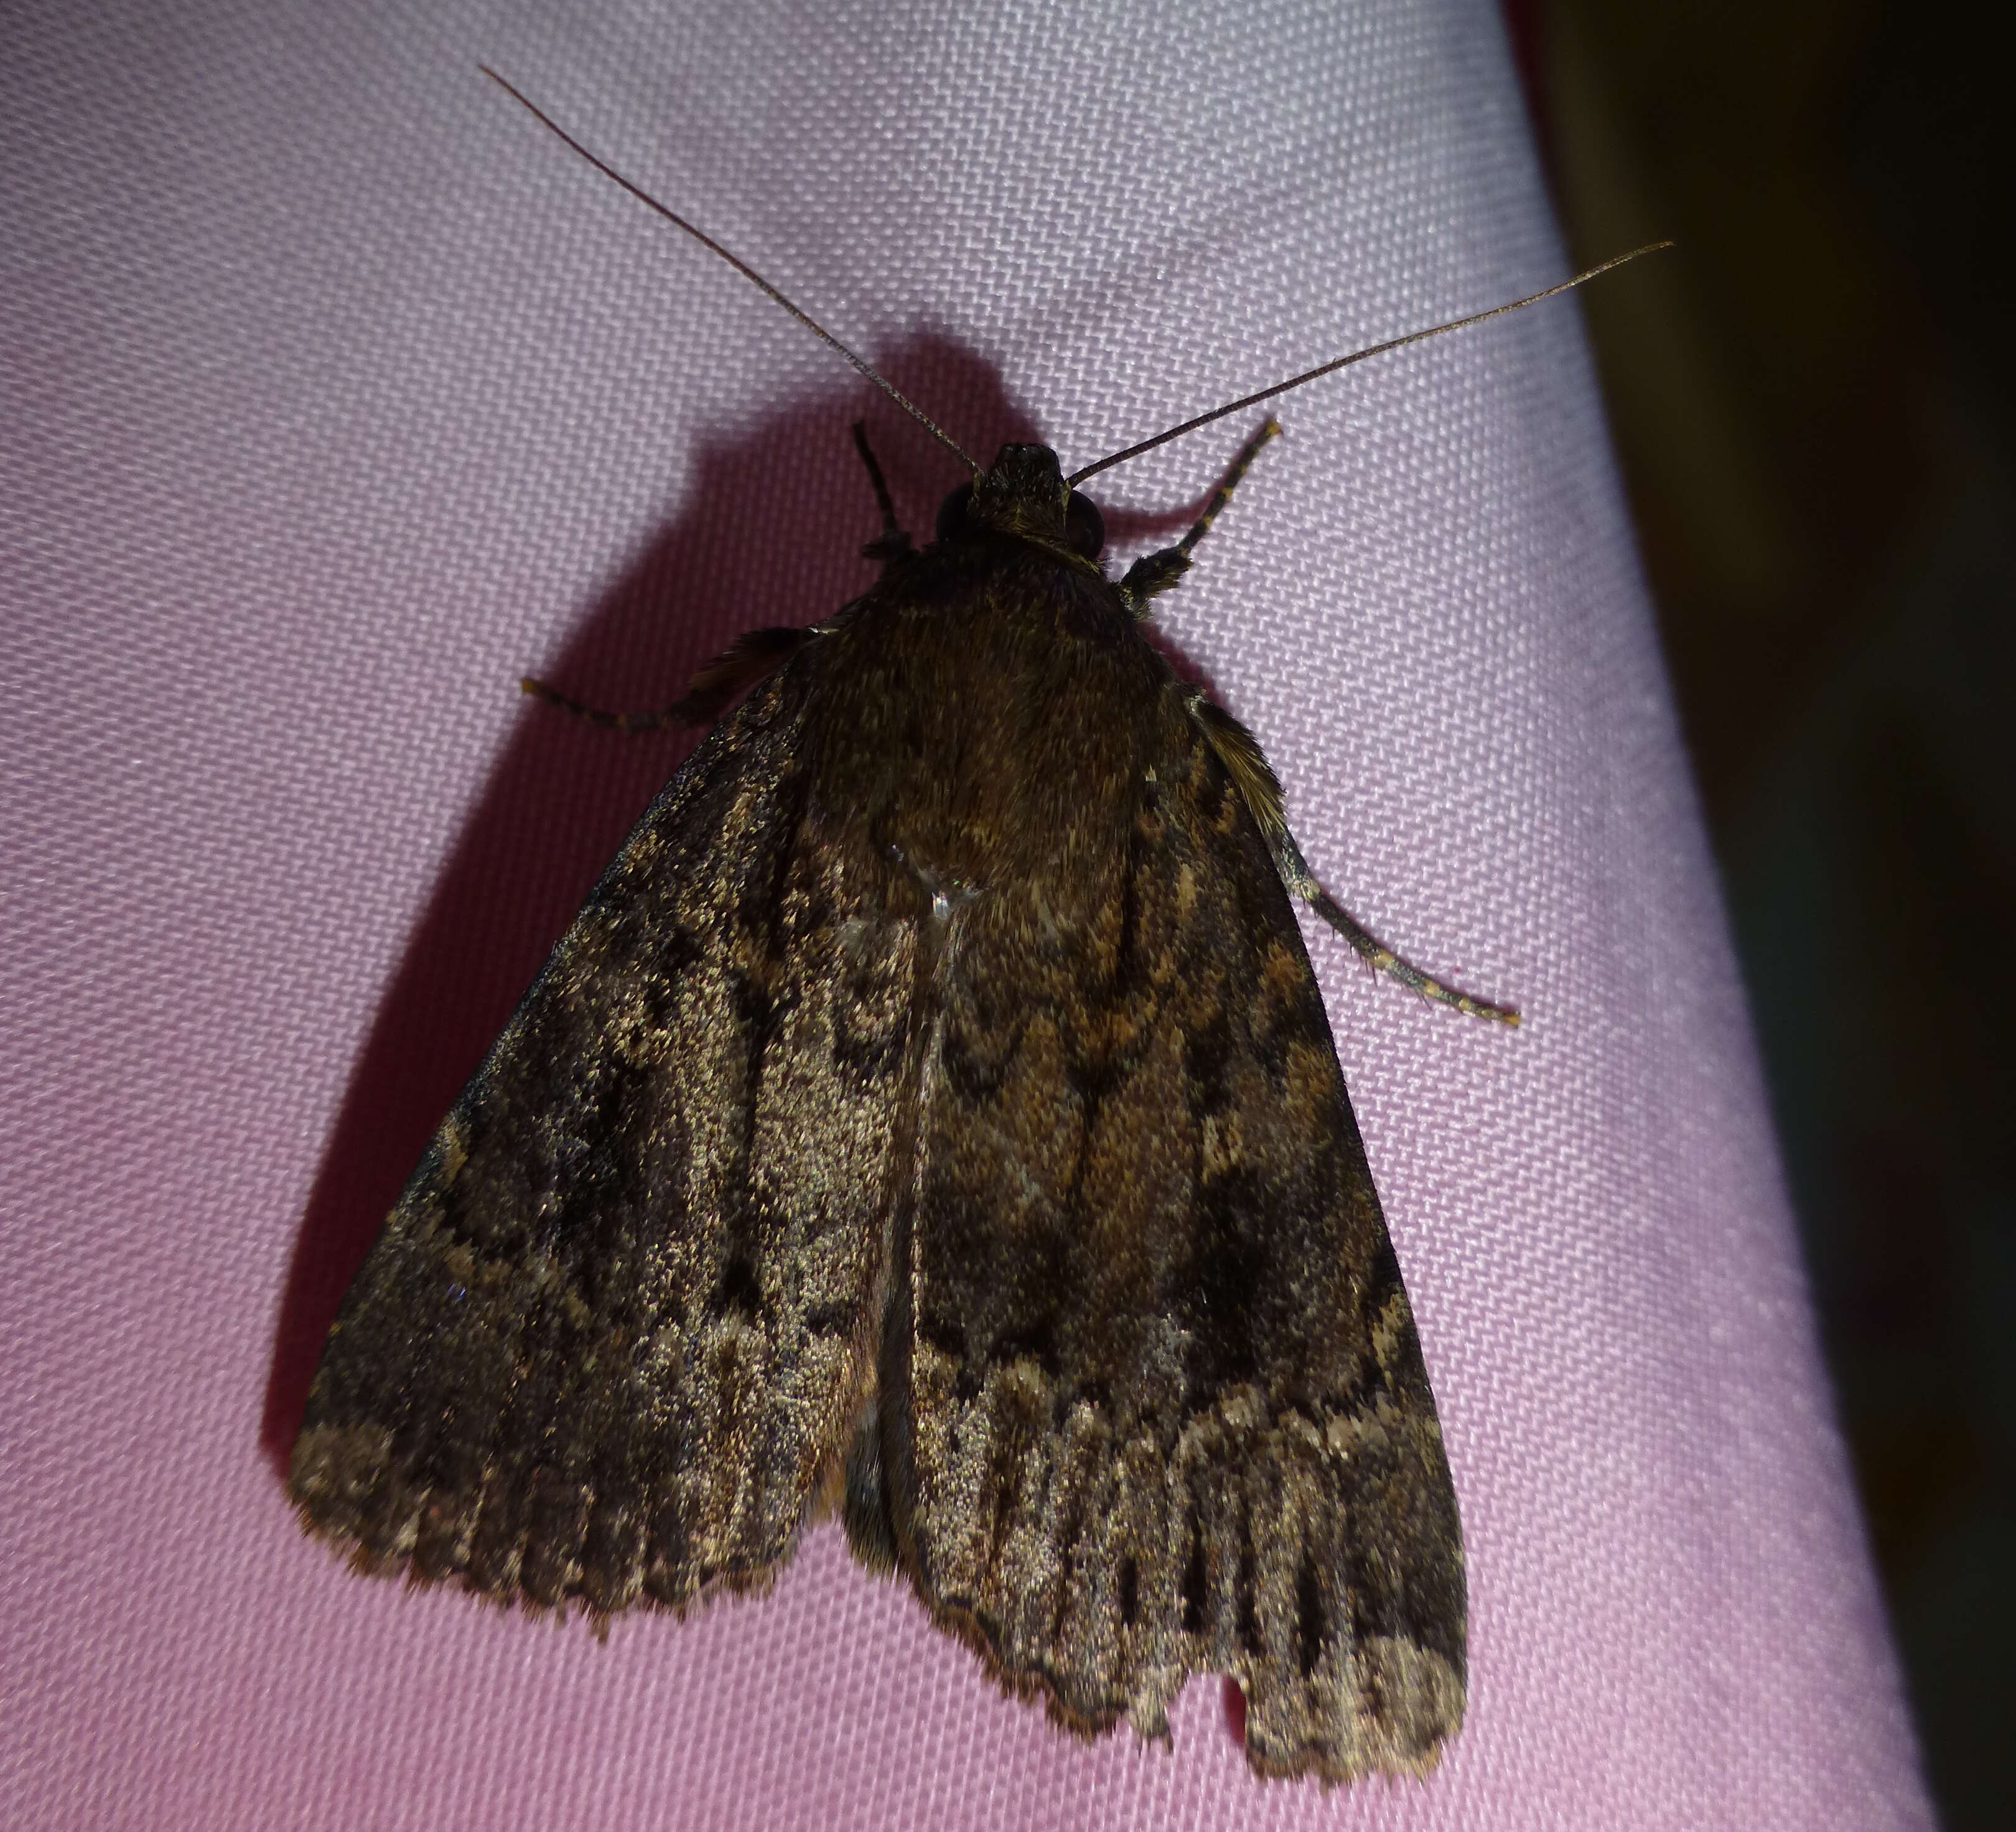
[883,686,1465,1780]
[290,666,917,1616]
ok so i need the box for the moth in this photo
[289,71,1662,1782]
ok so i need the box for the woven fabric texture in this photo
[0,1,1930,1827]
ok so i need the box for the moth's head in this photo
[936,444,1105,561]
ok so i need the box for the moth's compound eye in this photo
[936,484,977,543]
[1064,491,1105,560]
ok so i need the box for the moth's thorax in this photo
[812,540,1175,928]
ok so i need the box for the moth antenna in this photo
[481,67,979,476]
[1067,242,1674,487]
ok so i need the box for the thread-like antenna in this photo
[482,68,979,475]
[1067,243,1673,487]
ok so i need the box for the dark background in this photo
[1504,2,2011,1824]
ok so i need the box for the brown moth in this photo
[289,70,1663,1783]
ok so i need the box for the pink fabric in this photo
[1,1,1930,1826]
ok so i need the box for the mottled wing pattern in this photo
[885,691,1465,1780]
[290,666,915,1615]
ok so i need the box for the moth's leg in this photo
[522,625,818,733]
[1187,691,1520,1026]
[523,421,899,732]
[1172,416,1281,561]
[1285,844,1521,1026]
[1117,417,1281,615]
[852,421,913,566]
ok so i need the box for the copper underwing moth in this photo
[288,69,1665,1783]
